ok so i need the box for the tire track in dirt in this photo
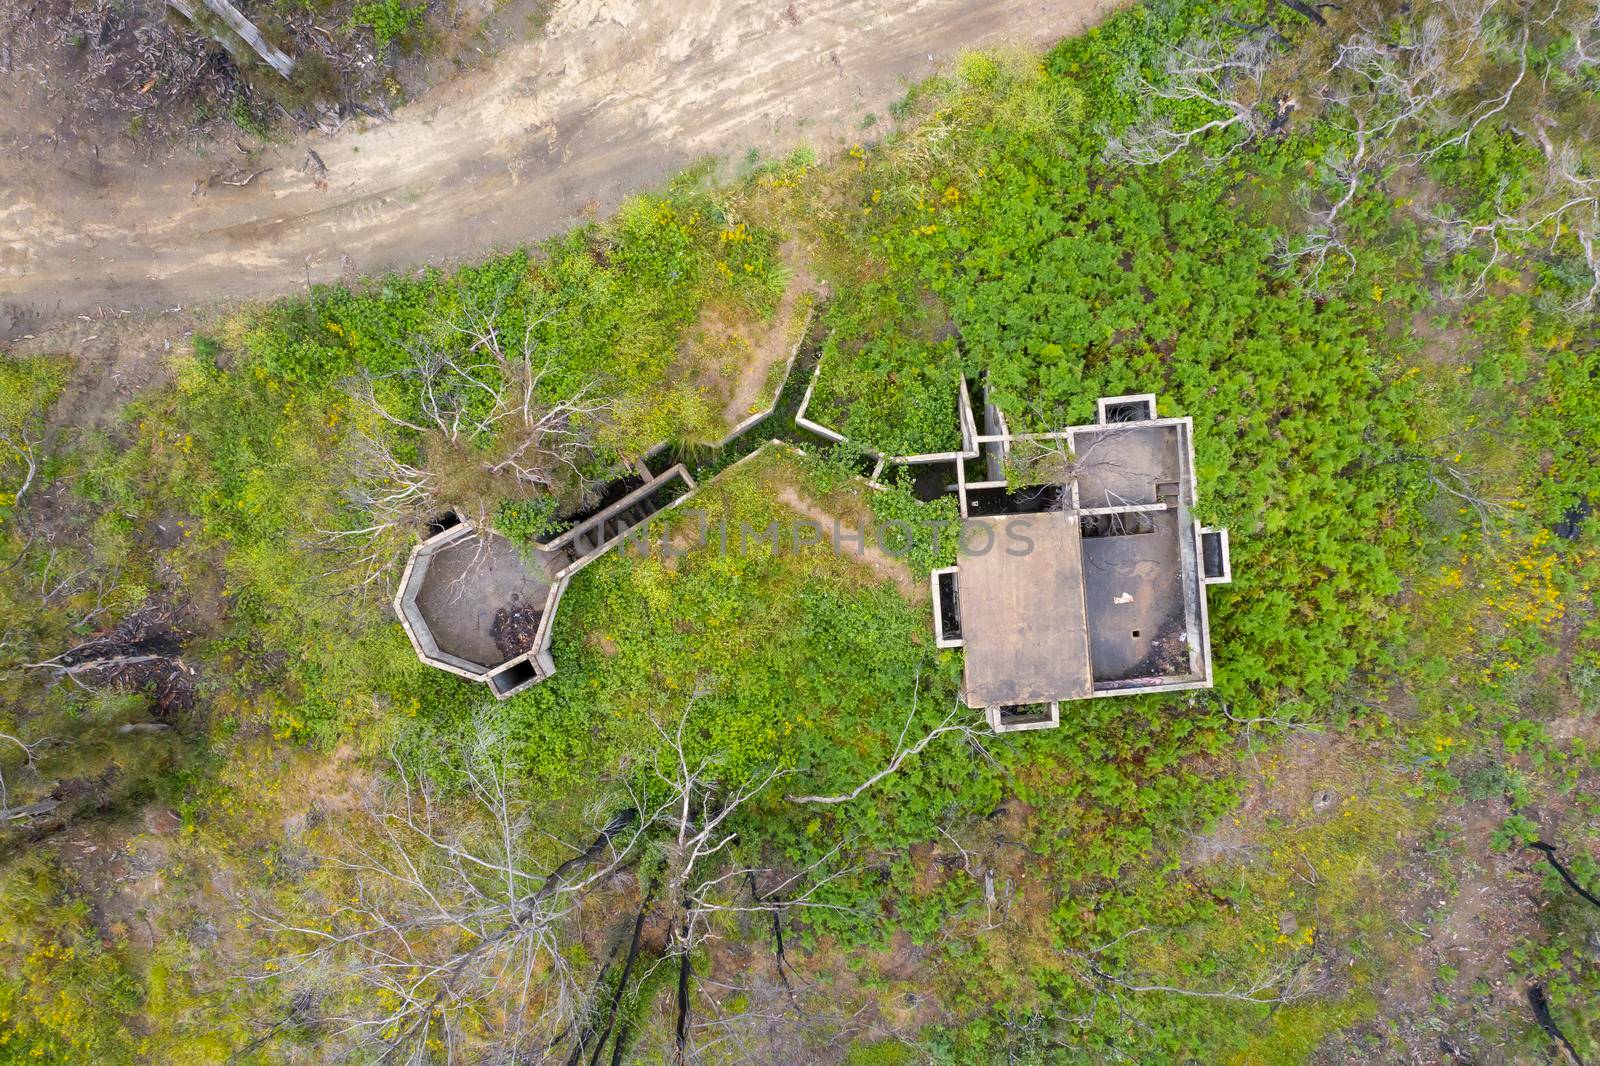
[0,0,1122,338]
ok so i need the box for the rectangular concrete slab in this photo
[958,513,1093,708]
[1079,509,1190,683]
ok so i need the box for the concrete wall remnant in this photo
[394,463,694,699]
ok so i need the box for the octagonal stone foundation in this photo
[391,462,696,700]
[394,519,561,699]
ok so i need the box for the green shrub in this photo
[349,0,426,50]
[0,855,140,1062]
[495,495,568,547]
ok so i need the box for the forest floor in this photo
[0,0,1119,341]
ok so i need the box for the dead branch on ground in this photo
[786,671,986,805]
[0,731,59,813]
[1,430,39,513]
[1085,955,1322,1004]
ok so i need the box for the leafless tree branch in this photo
[1104,36,1276,167]
[786,673,985,805]
[325,286,617,589]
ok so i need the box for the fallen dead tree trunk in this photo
[534,808,638,907]
[26,653,174,677]
[583,881,657,1066]
[1530,840,1600,911]
[674,916,692,1065]
[23,606,198,715]
[167,0,295,78]
[1527,984,1586,1066]
[0,766,131,850]
[118,722,173,735]
[0,799,61,823]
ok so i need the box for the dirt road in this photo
[0,0,1115,339]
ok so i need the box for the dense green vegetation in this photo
[245,190,783,449]
[831,58,1432,708]
[2,0,1599,1061]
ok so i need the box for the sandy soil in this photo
[0,0,1119,341]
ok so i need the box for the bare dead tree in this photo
[247,719,652,1064]
[253,691,989,1063]
[245,707,835,1064]
[586,693,977,1063]
[1424,20,1533,161]
[1429,179,1517,293]
[1102,0,1590,299]
[636,703,878,1065]
[1270,0,1497,284]
[1281,0,1600,300]
[1385,2,1600,303]
[325,289,617,588]
[0,730,57,815]
[1103,35,1277,167]
[997,418,1168,531]
[0,429,38,516]
[1326,2,1489,150]
[1275,97,1372,287]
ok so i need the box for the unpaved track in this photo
[0,0,1115,338]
